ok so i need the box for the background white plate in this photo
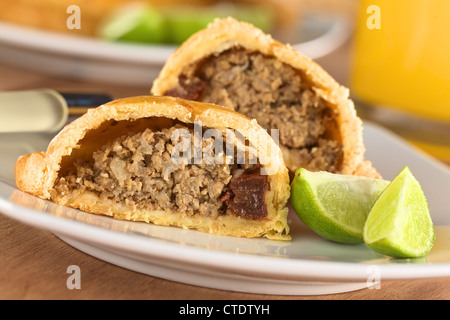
[0,15,351,86]
[1,122,450,296]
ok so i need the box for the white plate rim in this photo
[0,21,175,64]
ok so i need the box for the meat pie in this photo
[15,96,291,240]
[152,17,380,179]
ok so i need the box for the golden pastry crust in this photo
[151,17,381,179]
[15,95,290,240]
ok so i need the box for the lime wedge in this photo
[363,166,435,258]
[98,3,274,45]
[98,4,166,44]
[164,5,274,44]
[164,9,216,45]
[291,168,390,244]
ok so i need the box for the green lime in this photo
[164,9,216,44]
[291,168,390,244]
[98,4,167,44]
[164,5,274,44]
[363,166,435,258]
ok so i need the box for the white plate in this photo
[0,15,351,86]
[1,122,450,296]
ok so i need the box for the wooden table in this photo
[1,43,449,300]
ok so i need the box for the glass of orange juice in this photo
[350,0,450,161]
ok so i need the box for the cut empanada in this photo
[152,17,380,179]
[15,96,291,240]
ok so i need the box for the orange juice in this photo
[351,0,450,121]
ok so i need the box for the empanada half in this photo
[15,96,291,240]
[151,17,380,179]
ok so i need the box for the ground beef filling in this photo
[52,124,268,220]
[164,47,343,173]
